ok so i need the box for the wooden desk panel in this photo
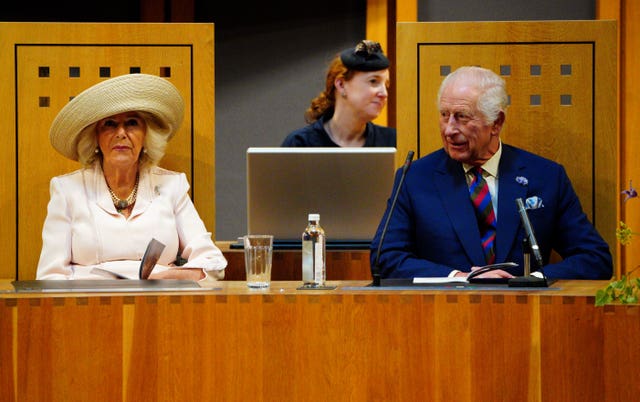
[1,281,638,402]
[220,241,372,281]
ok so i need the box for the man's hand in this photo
[468,266,515,278]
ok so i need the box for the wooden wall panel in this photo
[416,43,595,212]
[622,1,640,277]
[0,22,215,280]
[366,0,392,128]
[366,0,417,158]
[396,20,618,272]
[597,1,640,277]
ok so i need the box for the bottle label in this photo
[314,240,324,285]
[302,237,325,286]
[302,240,314,282]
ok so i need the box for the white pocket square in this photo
[525,196,544,210]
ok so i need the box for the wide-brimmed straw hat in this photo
[49,73,185,161]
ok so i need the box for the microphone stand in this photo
[522,237,531,277]
[508,198,549,287]
[371,150,414,287]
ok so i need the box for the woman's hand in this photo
[148,268,205,281]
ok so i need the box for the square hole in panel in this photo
[69,67,80,77]
[530,94,541,105]
[39,96,50,107]
[500,65,511,76]
[530,65,541,76]
[560,64,572,76]
[38,66,50,78]
[560,94,572,105]
[159,67,171,77]
[129,67,141,74]
[440,65,451,76]
[99,67,111,77]
[507,94,511,106]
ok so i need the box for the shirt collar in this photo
[463,140,502,178]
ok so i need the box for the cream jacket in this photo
[36,163,227,279]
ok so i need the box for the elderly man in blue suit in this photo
[371,66,612,280]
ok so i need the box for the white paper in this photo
[413,277,468,284]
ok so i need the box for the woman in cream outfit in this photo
[37,73,227,281]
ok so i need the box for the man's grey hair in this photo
[437,66,509,125]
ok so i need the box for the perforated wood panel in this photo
[396,21,618,267]
[0,23,215,280]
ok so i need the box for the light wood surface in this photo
[1,279,638,402]
[0,22,215,280]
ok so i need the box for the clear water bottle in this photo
[302,213,326,287]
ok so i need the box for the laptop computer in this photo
[244,147,397,249]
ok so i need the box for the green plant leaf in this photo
[595,289,612,306]
[595,273,640,305]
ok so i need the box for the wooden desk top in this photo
[0,279,610,298]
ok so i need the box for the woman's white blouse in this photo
[36,163,227,279]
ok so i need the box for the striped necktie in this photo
[469,167,496,264]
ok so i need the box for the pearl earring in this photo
[94,148,100,154]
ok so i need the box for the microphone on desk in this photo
[508,197,549,287]
[371,150,415,287]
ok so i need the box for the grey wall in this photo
[207,3,366,240]
[419,0,594,21]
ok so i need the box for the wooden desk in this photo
[1,280,638,402]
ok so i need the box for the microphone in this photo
[509,198,548,287]
[371,150,415,287]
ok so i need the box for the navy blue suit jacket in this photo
[370,144,613,279]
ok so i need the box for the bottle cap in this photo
[308,213,320,221]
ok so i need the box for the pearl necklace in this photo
[107,174,139,213]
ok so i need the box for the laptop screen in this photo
[246,147,397,244]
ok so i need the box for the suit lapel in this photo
[129,170,151,218]
[496,146,529,262]
[88,164,118,214]
[434,157,486,265]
